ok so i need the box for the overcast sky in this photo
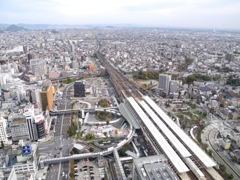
[1,0,240,29]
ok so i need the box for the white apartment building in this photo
[30,59,47,76]
[158,74,171,95]
[0,117,8,145]
[169,80,180,93]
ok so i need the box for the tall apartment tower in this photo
[0,117,8,144]
[225,53,234,62]
[30,59,47,76]
[158,74,171,95]
[74,81,85,97]
[40,80,54,111]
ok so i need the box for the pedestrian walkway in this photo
[36,166,48,179]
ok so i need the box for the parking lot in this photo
[73,159,105,180]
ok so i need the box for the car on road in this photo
[60,147,62,150]
[62,172,65,177]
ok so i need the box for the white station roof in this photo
[139,100,191,158]
[127,97,189,173]
[143,96,216,168]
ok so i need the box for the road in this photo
[39,83,74,180]
[204,124,240,180]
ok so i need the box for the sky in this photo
[0,0,240,29]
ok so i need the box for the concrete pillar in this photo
[82,109,85,119]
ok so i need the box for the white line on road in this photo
[39,147,49,150]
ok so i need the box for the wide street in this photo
[39,83,74,180]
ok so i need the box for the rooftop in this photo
[133,155,179,180]
[11,117,26,125]
[41,80,51,91]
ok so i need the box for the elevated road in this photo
[49,107,119,116]
[41,125,135,164]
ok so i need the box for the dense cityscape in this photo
[0,25,240,180]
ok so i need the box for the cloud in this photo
[0,0,239,29]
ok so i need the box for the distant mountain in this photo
[0,24,9,28]
[6,24,26,32]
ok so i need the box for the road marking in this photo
[39,147,49,150]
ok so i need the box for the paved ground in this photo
[74,159,105,180]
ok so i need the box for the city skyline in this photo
[1,0,240,30]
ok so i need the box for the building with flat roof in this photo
[132,155,179,180]
[10,116,30,141]
[40,80,54,111]
[74,81,85,97]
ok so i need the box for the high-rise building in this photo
[0,117,8,144]
[30,59,47,76]
[23,104,45,141]
[225,53,234,62]
[40,80,54,111]
[158,74,171,95]
[74,81,85,97]
[26,115,38,141]
[132,155,179,180]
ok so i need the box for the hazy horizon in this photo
[1,0,240,30]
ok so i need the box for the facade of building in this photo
[225,53,234,62]
[30,59,47,76]
[0,117,8,144]
[158,74,171,95]
[74,81,85,97]
[40,80,54,111]
[169,80,179,93]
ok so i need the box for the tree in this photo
[103,132,107,137]
[106,119,109,125]
[114,129,118,134]
[67,125,77,136]
[219,164,226,172]
[89,147,94,152]
[69,171,74,178]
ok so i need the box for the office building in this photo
[10,116,30,141]
[0,117,8,145]
[26,116,39,141]
[74,81,85,97]
[23,104,45,141]
[40,80,54,111]
[132,155,179,180]
[158,74,171,95]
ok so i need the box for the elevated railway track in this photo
[96,50,221,180]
